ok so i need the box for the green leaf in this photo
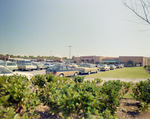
[1,95,10,102]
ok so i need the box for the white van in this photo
[0,61,18,72]
[17,60,31,65]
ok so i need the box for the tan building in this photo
[119,56,148,67]
[0,55,10,61]
[72,56,118,64]
[72,56,148,67]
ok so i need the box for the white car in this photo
[0,65,33,80]
[0,61,18,72]
[43,63,54,69]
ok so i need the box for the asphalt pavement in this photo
[15,69,46,75]
[15,69,148,83]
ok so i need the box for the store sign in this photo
[82,56,93,60]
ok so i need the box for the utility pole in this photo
[50,51,52,58]
[69,46,71,59]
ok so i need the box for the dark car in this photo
[46,65,79,77]
[116,64,124,68]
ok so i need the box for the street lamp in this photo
[69,46,71,59]
[50,51,52,58]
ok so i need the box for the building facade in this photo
[0,56,10,61]
[72,56,148,67]
[119,56,148,67]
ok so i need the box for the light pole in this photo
[69,46,71,59]
[50,51,52,58]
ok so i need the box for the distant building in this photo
[72,56,148,67]
[0,55,148,67]
[0,55,10,61]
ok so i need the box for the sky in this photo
[0,0,150,58]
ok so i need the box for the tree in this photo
[123,0,150,24]
[37,55,41,58]
[29,55,34,58]
[62,57,68,59]
[17,55,21,58]
[24,55,28,58]
[6,54,9,56]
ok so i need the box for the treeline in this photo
[1,74,150,118]
[0,54,68,59]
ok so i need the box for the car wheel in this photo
[40,68,42,70]
[74,72,78,76]
[13,70,15,72]
[59,74,64,77]
[31,69,33,71]
[96,70,99,73]
[88,71,91,75]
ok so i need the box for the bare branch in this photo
[140,0,148,21]
[123,0,150,24]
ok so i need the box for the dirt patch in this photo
[34,99,148,119]
[116,98,140,119]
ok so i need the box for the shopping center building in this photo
[0,55,148,67]
[72,56,148,67]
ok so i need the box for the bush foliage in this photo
[32,75,132,118]
[132,79,150,112]
[0,74,40,119]
[1,74,150,118]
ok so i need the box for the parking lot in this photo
[16,69,46,76]
[15,69,95,76]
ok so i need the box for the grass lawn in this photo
[85,67,150,79]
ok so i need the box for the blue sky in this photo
[0,0,150,58]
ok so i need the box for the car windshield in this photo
[23,63,32,65]
[44,64,49,65]
[7,62,16,66]
[26,61,31,63]
[108,65,113,66]
[36,63,42,65]
[79,64,90,67]
[47,65,60,71]
[51,65,60,70]
[32,63,37,65]
[0,67,12,74]
[100,64,106,67]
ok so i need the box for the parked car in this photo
[46,65,79,77]
[0,60,4,63]
[43,63,54,69]
[17,60,32,65]
[100,64,110,71]
[18,63,37,71]
[0,65,33,80]
[32,62,44,70]
[108,64,116,70]
[68,63,78,69]
[116,64,124,68]
[75,63,99,75]
[0,61,18,72]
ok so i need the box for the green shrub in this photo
[132,79,150,112]
[144,65,147,69]
[39,77,131,118]
[31,74,47,88]
[73,76,84,83]
[147,65,150,69]
[94,78,103,84]
[0,74,40,118]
